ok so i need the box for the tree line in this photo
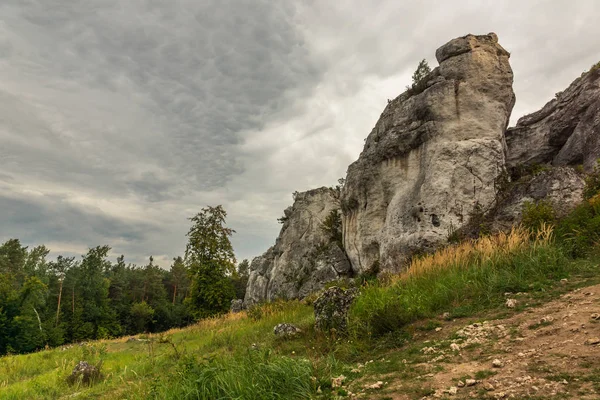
[0,205,249,356]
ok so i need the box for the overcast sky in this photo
[1,0,598,267]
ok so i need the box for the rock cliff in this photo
[506,65,600,173]
[244,187,351,304]
[341,33,515,274]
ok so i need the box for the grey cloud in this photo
[0,192,154,249]
[1,1,599,266]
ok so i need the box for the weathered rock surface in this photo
[67,361,101,386]
[244,188,352,305]
[342,33,515,273]
[230,299,244,313]
[506,65,600,172]
[273,323,301,338]
[489,167,585,232]
[313,286,358,333]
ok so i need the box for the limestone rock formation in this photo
[244,187,352,305]
[342,33,515,274]
[506,65,600,173]
[490,167,585,233]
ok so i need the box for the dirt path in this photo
[356,283,600,399]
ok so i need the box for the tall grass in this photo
[151,350,314,400]
[349,225,574,338]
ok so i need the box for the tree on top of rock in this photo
[411,59,431,87]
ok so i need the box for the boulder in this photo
[313,286,359,334]
[506,65,600,173]
[244,187,352,304]
[66,361,102,386]
[230,299,244,313]
[273,323,302,338]
[342,33,515,273]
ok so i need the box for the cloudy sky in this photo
[1,0,598,267]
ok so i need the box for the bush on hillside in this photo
[521,200,556,233]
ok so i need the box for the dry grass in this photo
[400,224,554,280]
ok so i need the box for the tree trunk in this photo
[56,279,63,326]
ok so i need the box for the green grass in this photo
[2,226,600,399]
[348,232,589,339]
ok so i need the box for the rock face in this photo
[230,299,244,313]
[342,33,515,274]
[490,167,585,232]
[244,187,352,305]
[506,65,600,173]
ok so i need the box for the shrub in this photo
[348,226,573,339]
[583,160,600,200]
[320,209,343,247]
[522,200,556,232]
[555,195,600,257]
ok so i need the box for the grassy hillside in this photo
[2,223,599,399]
[3,182,600,399]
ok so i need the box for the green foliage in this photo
[348,243,573,339]
[231,259,250,300]
[590,60,600,72]
[186,261,235,319]
[522,200,556,232]
[583,159,600,200]
[130,302,155,333]
[555,194,600,257]
[185,205,237,319]
[406,59,432,95]
[156,351,314,400]
[320,209,343,247]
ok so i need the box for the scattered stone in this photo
[465,379,477,387]
[591,313,600,320]
[273,323,302,338]
[506,299,517,308]
[66,361,102,386]
[442,312,451,320]
[450,343,461,352]
[313,286,359,333]
[483,382,495,391]
[435,327,443,332]
[365,381,384,390]
[492,359,504,368]
[457,380,465,387]
[540,316,554,323]
[560,279,568,285]
[584,337,600,345]
[331,375,346,388]
[230,299,244,313]
[447,386,458,395]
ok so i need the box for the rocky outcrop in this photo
[490,167,585,232]
[341,33,515,274]
[506,65,600,173]
[244,187,352,305]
